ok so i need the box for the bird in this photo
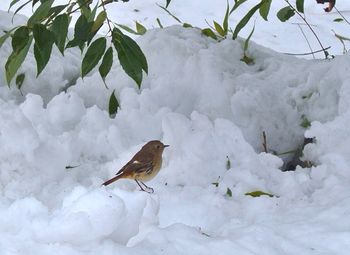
[102,140,169,193]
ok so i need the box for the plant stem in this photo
[285,0,329,59]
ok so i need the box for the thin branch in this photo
[285,0,329,59]
[282,46,331,56]
[334,6,350,26]
[297,23,315,59]
[262,131,268,153]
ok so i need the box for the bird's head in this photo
[144,140,169,154]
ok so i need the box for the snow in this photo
[0,0,350,254]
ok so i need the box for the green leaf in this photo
[157,4,182,23]
[300,116,311,128]
[230,0,248,14]
[259,0,272,21]
[245,191,274,197]
[214,21,225,37]
[15,73,25,91]
[240,55,254,65]
[296,0,304,13]
[226,188,232,197]
[226,156,231,170]
[91,11,106,33]
[165,0,171,8]
[109,90,119,116]
[12,0,31,20]
[8,0,22,11]
[66,14,93,49]
[99,46,113,85]
[12,26,29,53]
[136,21,147,35]
[232,3,261,40]
[212,182,219,187]
[112,28,148,88]
[5,35,33,86]
[50,14,69,55]
[27,0,54,26]
[116,23,139,35]
[33,24,55,76]
[156,18,164,28]
[223,1,230,32]
[0,28,17,49]
[47,4,68,18]
[65,165,80,169]
[201,28,217,40]
[277,6,295,22]
[183,23,193,28]
[82,37,106,78]
[88,2,98,22]
[333,18,344,22]
[243,23,255,52]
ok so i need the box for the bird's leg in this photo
[140,181,154,193]
[135,180,154,193]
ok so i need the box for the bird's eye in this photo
[156,145,161,149]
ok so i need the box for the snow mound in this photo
[0,15,350,254]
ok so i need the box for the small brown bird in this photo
[102,140,169,193]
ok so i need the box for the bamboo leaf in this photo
[232,3,261,40]
[50,13,69,55]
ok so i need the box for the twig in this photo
[282,46,331,56]
[297,23,315,59]
[285,0,329,59]
[262,131,268,153]
[334,6,350,26]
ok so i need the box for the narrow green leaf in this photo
[82,37,106,77]
[11,26,29,53]
[12,0,31,22]
[109,90,119,116]
[165,0,171,8]
[243,23,255,52]
[333,18,344,22]
[259,0,272,21]
[116,23,138,35]
[213,21,225,37]
[15,73,25,90]
[0,28,18,49]
[232,3,261,40]
[223,1,230,32]
[226,188,232,197]
[245,191,274,197]
[88,2,98,22]
[66,14,93,49]
[32,0,40,7]
[226,156,231,170]
[136,21,147,35]
[157,4,182,23]
[183,23,192,28]
[202,28,217,40]
[156,18,164,28]
[112,28,148,88]
[91,11,106,33]
[99,46,113,85]
[277,6,295,22]
[230,0,248,14]
[47,4,68,18]
[8,0,22,11]
[27,0,54,26]
[50,14,69,55]
[33,24,55,76]
[296,0,304,13]
[5,35,33,85]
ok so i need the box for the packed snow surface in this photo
[0,1,350,254]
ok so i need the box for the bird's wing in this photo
[116,152,154,175]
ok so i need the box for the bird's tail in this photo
[102,173,125,186]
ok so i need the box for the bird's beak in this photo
[164,145,170,148]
